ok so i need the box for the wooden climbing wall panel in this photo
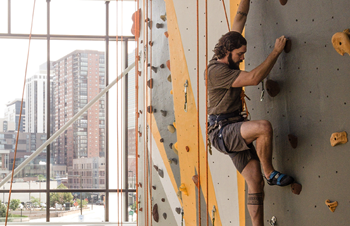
[244,0,350,225]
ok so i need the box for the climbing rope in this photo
[196,0,201,225]
[221,0,230,32]
[221,0,250,118]
[5,1,36,226]
[205,0,209,225]
[149,1,153,226]
[116,1,120,224]
[134,0,140,225]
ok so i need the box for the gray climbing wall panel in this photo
[245,0,350,225]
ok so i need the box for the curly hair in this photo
[213,31,247,59]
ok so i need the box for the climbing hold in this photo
[153,204,159,222]
[168,158,178,165]
[160,64,165,69]
[147,106,155,113]
[163,213,167,219]
[170,90,173,95]
[169,143,173,149]
[167,124,176,133]
[158,169,164,178]
[176,190,182,201]
[291,182,302,195]
[147,78,153,89]
[167,75,172,82]
[265,79,280,97]
[153,165,159,171]
[138,182,142,188]
[156,23,164,29]
[179,183,188,196]
[138,71,141,76]
[164,31,169,38]
[288,134,298,149]
[160,138,164,143]
[139,207,143,212]
[161,198,165,202]
[152,185,156,190]
[325,199,338,212]
[330,131,348,147]
[151,66,157,73]
[279,0,287,5]
[166,60,171,71]
[174,142,178,150]
[149,41,154,46]
[172,143,178,155]
[192,175,199,187]
[160,14,167,21]
[136,55,140,61]
[160,110,167,117]
[173,122,176,128]
[284,38,292,53]
[131,9,141,38]
[332,29,350,56]
[185,146,190,152]
[175,207,181,214]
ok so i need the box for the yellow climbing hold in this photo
[179,183,188,196]
[173,122,176,128]
[325,199,338,212]
[170,90,173,95]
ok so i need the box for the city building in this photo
[4,99,25,132]
[52,50,106,169]
[0,118,15,132]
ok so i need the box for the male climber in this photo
[207,0,294,225]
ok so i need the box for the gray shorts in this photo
[209,121,259,173]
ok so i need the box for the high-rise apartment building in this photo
[25,74,48,134]
[5,99,25,132]
[52,50,106,168]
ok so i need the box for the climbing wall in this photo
[244,0,350,225]
[136,0,251,225]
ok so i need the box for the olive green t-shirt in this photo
[207,59,243,115]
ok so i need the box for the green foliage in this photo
[130,201,136,212]
[50,184,74,207]
[30,196,40,207]
[9,199,21,211]
[0,202,11,218]
[76,199,88,207]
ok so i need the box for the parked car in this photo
[95,200,104,205]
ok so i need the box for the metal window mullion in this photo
[104,0,110,223]
[8,0,11,34]
[124,38,129,222]
[46,0,51,222]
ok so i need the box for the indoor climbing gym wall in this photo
[136,0,250,225]
[244,0,350,226]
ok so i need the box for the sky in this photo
[0,0,136,117]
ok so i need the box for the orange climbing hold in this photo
[330,131,347,147]
[291,182,302,195]
[166,60,171,71]
[325,199,338,212]
[192,175,199,187]
[332,29,350,56]
[131,9,141,38]
[164,31,169,38]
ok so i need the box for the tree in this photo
[0,201,11,218]
[76,199,88,207]
[50,184,74,207]
[31,196,40,208]
[9,199,20,211]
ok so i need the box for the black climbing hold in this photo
[167,75,172,82]
[288,134,298,149]
[158,169,164,178]
[156,23,164,29]
[151,66,157,73]
[284,38,292,53]
[154,165,159,171]
[160,110,167,117]
[152,185,156,190]
[153,204,159,222]
[147,106,155,113]
[163,213,167,219]
[169,143,173,149]
[147,78,153,89]
[160,64,165,68]
[161,198,166,202]
[175,207,181,214]
[160,138,164,143]
[266,79,280,97]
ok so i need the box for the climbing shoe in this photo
[265,171,294,186]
